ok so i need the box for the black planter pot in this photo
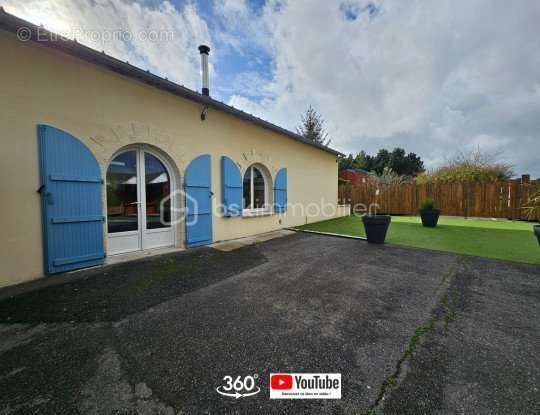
[534,225,540,247]
[420,209,441,227]
[362,215,391,244]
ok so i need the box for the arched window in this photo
[243,165,269,211]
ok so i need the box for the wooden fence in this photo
[338,175,539,220]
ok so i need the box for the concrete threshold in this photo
[210,229,295,252]
[105,246,185,266]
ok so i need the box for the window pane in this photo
[243,168,251,209]
[145,153,171,229]
[253,167,265,209]
[107,151,138,233]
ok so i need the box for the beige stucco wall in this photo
[0,31,346,288]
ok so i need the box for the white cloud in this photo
[225,0,540,176]
[212,0,270,54]
[3,0,211,90]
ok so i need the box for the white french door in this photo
[106,147,174,255]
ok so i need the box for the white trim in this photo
[108,230,139,238]
[242,209,275,217]
[145,227,172,234]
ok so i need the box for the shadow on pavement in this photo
[0,246,266,323]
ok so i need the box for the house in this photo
[0,9,349,288]
[339,168,370,185]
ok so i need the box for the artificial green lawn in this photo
[297,215,540,264]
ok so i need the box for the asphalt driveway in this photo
[0,233,539,414]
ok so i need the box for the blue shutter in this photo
[184,154,213,247]
[274,168,287,212]
[38,125,105,273]
[221,156,242,217]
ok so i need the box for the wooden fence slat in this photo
[339,179,538,220]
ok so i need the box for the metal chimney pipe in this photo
[198,45,210,96]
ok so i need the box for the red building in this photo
[339,168,370,185]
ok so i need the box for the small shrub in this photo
[368,167,410,186]
[522,185,540,220]
[415,149,514,184]
[420,198,436,210]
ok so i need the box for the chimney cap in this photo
[198,45,210,54]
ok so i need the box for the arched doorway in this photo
[106,146,176,255]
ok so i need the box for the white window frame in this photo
[243,165,271,216]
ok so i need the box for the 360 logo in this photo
[216,375,261,399]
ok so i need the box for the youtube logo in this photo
[270,373,341,399]
[271,374,293,390]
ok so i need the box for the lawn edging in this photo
[288,227,367,241]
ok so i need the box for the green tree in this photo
[404,152,424,176]
[338,154,355,170]
[373,149,391,174]
[387,148,424,176]
[296,106,331,146]
[354,150,373,171]
[338,147,424,176]
[389,148,407,175]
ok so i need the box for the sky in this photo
[3,0,540,176]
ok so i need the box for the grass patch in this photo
[297,215,540,264]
